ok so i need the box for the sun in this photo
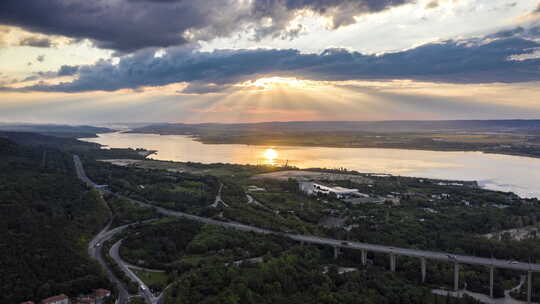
[263,148,278,160]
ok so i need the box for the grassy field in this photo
[100,159,284,177]
[130,268,168,289]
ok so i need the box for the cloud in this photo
[487,27,525,39]
[0,0,413,52]
[425,1,439,9]
[22,75,39,82]
[0,26,10,47]
[18,36,54,47]
[8,28,540,93]
[180,82,232,94]
[57,65,79,76]
[14,65,80,85]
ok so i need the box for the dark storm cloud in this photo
[13,31,540,93]
[253,0,413,31]
[487,27,525,38]
[18,36,54,48]
[486,26,540,41]
[0,0,413,52]
[57,65,79,76]
[281,0,410,13]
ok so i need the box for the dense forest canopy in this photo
[0,137,111,303]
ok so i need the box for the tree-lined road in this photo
[110,240,161,304]
[88,222,130,304]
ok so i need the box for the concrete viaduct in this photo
[298,234,537,302]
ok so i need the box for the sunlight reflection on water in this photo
[82,132,540,198]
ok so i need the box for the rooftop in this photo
[95,289,111,297]
[41,294,68,304]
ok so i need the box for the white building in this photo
[300,182,367,199]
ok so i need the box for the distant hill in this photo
[0,123,115,138]
[0,131,101,151]
[0,131,154,160]
[128,120,540,158]
[130,120,540,135]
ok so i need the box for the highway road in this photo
[285,234,540,272]
[75,155,540,300]
[110,240,162,304]
[88,222,131,304]
[124,195,540,272]
[88,217,162,304]
[74,155,95,187]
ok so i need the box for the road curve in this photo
[75,155,540,274]
[110,240,159,304]
[88,222,130,304]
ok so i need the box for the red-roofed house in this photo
[94,289,111,299]
[41,294,69,304]
[77,297,95,304]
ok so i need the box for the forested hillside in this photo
[0,138,111,303]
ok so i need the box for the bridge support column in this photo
[390,254,396,272]
[361,250,367,266]
[489,266,494,298]
[421,258,426,283]
[333,246,340,259]
[527,271,532,304]
[454,263,460,291]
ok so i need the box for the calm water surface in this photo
[81,132,540,199]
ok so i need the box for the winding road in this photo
[88,222,131,304]
[110,240,163,304]
[88,217,161,304]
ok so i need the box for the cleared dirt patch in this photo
[99,159,143,166]
[252,170,372,184]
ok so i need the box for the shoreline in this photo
[81,132,540,200]
[123,131,540,160]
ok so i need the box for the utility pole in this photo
[454,263,460,291]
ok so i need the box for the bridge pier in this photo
[390,254,396,272]
[528,271,532,304]
[361,250,367,266]
[421,257,426,283]
[454,263,460,291]
[333,246,340,259]
[489,266,494,298]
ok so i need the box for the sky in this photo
[0,0,540,124]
